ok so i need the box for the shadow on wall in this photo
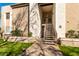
[12,7,28,37]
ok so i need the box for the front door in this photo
[39,3,54,39]
[41,13,52,38]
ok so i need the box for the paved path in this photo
[25,40,63,56]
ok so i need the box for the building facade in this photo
[1,3,79,39]
[1,3,29,36]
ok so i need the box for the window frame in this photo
[6,12,10,19]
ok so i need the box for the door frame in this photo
[38,3,56,38]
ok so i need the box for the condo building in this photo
[1,3,79,39]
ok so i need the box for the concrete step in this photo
[43,40,55,42]
[43,41,56,45]
[46,37,55,40]
[43,39,56,45]
[46,38,54,40]
[46,36,54,38]
[43,39,55,42]
[45,36,55,38]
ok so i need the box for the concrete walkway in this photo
[25,39,63,56]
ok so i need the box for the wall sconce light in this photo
[59,25,62,28]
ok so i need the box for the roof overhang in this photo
[38,3,53,6]
[11,3,29,9]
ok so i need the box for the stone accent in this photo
[26,39,63,56]
[7,36,36,43]
[30,3,41,38]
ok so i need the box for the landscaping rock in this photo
[26,39,63,56]
[7,36,37,43]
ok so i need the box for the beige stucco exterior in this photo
[55,3,79,38]
[1,6,12,34]
[66,3,79,32]
[1,3,29,36]
[12,5,29,36]
[1,3,65,38]
[2,3,79,38]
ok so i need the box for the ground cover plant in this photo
[0,38,32,56]
[59,45,79,56]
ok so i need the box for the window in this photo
[6,13,10,19]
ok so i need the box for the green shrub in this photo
[11,28,22,36]
[66,30,79,38]
[0,39,32,56]
[0,27,1,31]
[66,30,75,38]
[75,31,79,38]
[69,52,78,56]
[59,45,79,56]
[28,32,32,37]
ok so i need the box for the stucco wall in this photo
[56,3,79,38]
[1,4,29,36]
[1,6,12,34]
[56,3,66,38]
[12,6,29,36]
[66,3,79,32]
[30,3,41,38]
[61,38,79,47]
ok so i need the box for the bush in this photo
[0,27,1,31]
[66,30,75,38]
[11,28,22,36]
[0,39,32,56]
[75,31,79,38]
[66,30,79,38]
[28,32,32,37]
[59,45,79,56]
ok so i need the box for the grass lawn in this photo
[59,45,79,56]
[0,38,32,56]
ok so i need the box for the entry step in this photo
[43,41,56,45]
